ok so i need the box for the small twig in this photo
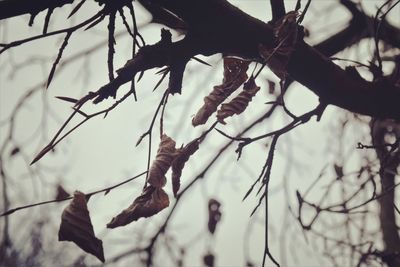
[47,31,72,88]
[107,11,116,81]
[68,0,87,19]
[0,10,104,55]
[297,0,312,24]
[0,171,147,217]
[43,8,54,34]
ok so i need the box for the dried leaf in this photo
[192,57,250,126]
[259,11,299,80]
[58,191,104,263]
[216,77,260,124]
[147,134,177,188]
[107,186,169,228]
[207,198,222,235]
[55,185,70,200]
[171,140,200,197]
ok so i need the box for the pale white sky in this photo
[0,1,399,266]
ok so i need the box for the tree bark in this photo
[372,120,400,267]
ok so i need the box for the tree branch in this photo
[108,0,400,119]
[0,0,74,20]
[270,0,286,23]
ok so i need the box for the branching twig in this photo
[0,171,147,217]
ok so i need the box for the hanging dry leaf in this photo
[207,198,222,235]
[192,57,250,126]
[171,140,200,197]
[259,11,299,80]
[147,134,177,188]
[58,191,104,262]
[107,186,169,228]
[216,77,260,124]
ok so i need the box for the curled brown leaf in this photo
[171,140,200,197]
[107,186,169,228]
[147,134,177,188]
[217,77,260,124]
[192,57,250,126]
[58,191,105,262]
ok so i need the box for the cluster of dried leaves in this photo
[58,134,200,261]
[50,54,271,262]
[30,10,299,260]
[192,57,251,126]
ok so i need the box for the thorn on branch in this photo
[47,31,72,88]
[68,0,87,19]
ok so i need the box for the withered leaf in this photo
[58,191,104,262]
[107,186,169,228]
[192,57,250,126]
[208,198,222,235]
[147,134,177,188]
[171,140,200,197]
[216,77,260,124]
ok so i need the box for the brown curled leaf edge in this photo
[147,134,177,188]
[217,77,260,124]
[107,186,170,228]
[171,139,200,197]
[192,57,250,126]
[58,191,105,263]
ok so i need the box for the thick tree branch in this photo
[315,0,400,55]
[270,0,286,23]
[93,0,400,120]
[0,0,74,20]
